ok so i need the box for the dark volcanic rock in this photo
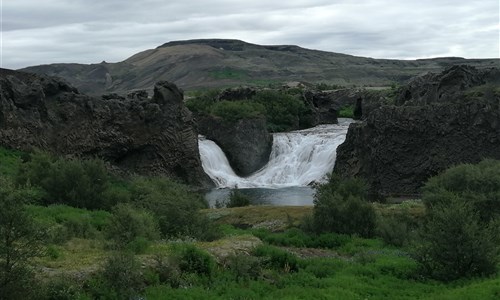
[396,65,495,106]
[333,66,500,196]
[0,68,211,186]
[217,87,257,101]
[303,90,338,125]
[197,115,272,176]
[303,88,387,124]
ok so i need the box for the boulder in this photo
[0,68,211,186]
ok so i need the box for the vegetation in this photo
[0,146,499,299]
[16,151,126,210]
[338,105,354,118]
[186,88,309,132]
[226,189,251,208]
[312,175,376,237]
[415,159,500,281]
[0,178,45,300]
[210,100,266,123]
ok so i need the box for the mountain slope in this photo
[22,39,499,95]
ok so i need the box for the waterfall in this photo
[199,119,353,188]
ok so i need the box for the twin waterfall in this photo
[198,119,353,188]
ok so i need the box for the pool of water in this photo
[204,186,315,208]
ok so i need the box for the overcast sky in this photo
[1,0,499,69]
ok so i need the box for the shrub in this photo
[376,213,416,247]
[171,244,215,277]
[106,203,159,251]
[414,197,499,281]
[210,100,266,123]
[413,160,500,281]
[226,189,251,208]
[152,254,183,288]
[41,277,83,300]
[26,204,112,242]
[312,175,376,237]
[224,254,262,281]
[0,178,45,300]
[130,177,221,241]
[90,253,144,299]
[253,245,299,273]
[422,159,500,223]
[338,106,354,118]
[253,90,306,132]
[16,152,127,210]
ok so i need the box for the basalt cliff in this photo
[0,68,211,186]
[334,65,500,196]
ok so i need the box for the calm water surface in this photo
[204,186,315,208]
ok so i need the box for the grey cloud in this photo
[2,0,499,69]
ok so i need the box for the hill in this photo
[21,39,499,95]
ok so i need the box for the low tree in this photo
[414,160,500,281]
[312,175,376,237]
[226,189,251,208]
[0,178,45,300]
[106,203,160,251]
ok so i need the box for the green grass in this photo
[20,204,499,299]
[27,204,111,230]
[143,249,500,299]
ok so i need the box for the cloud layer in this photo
[2,0,499,69]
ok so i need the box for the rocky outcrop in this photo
[334,66,500,196]
[197,115,272,176]
[0,68,211,186]
[396,65,497,106]
[217,87,257,101]
[303,88,388,123]
[302,90,339,124]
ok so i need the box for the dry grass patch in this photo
[203,206,313,231]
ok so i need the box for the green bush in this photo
[226,189,251,208]
[172,244,215,277]
[312,175,376,237]
[224,254,262,281]
[187,88,309,132]
[185,89,220,114]
[414,160,500,281]
[422,159,500,222]
[253,90,306,132]
[26,204,112,242]
[0,178,45,300]
[106,203,160,251]
[130,177,220,241]
[152,254,183,288]
[0,146,23,176]
[89,253,144,300]
[211,100,266,123]
[41,277,83,300]
[338,106,354,118]
[253,244,299,273]
[414,197,499,281]
[376,213,416,247]
[16,152,127,210]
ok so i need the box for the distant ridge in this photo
[21,39,499,95]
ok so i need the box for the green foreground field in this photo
[28,203,499,300]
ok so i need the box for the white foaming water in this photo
[199,119,353,188]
